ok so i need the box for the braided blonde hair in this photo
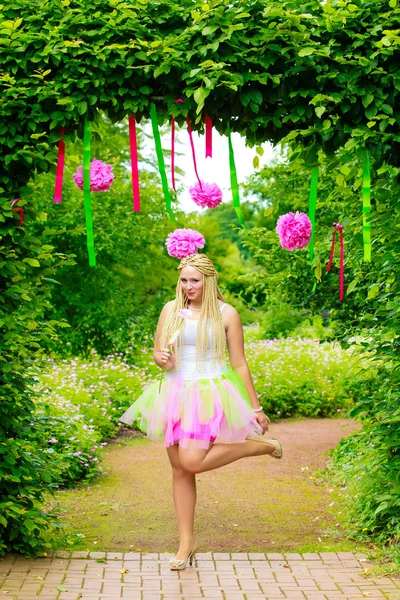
[161,253,226,371]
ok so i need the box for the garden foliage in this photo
[1,0,399,553]
[243,150,400,544]
[31,349,156,483]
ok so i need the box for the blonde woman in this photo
[120,250,282,570]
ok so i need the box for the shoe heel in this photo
[189,551,195,566]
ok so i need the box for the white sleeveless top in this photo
[166,303,228,381]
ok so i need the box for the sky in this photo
[142,124,276,213]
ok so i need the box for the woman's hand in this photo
[160,347,176,371]
[254,410,270,435]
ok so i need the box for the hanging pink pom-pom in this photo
[276,211,312,251]
[166,228,205,259]
[189,181,223,209]
[73,158,114,192]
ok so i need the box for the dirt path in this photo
[53,418,359,553]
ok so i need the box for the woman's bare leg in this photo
[179,438,277,474]
[166,443,198,559]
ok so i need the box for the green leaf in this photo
[56,587,68,592]
[283,130,299,141]
[23,258,40,267]
[77,101,88,115]
[367,284,380,299]
[256,146,264,157]
[264,206,274,218]
[298,47,315,57]
[202,25,218,35]
[248,90,263,105]
[57,98,72,106]
[314,265,322,281]
[193,87,207,114]
[362,93,374,108]
[24,519,36,531]
[315,106,326,118]
[346,279,358,294]
[253,155,259,168]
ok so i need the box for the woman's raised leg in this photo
[178,438,278,475]
[166,443,198,559]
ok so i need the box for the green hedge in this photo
[246,334,364,418]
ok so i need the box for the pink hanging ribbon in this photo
[170,99,202,190]
[54,127,66,203]
[171,99,184,192]
[128,115,140,212]
[205,115,212,158]
[11,198,24,226]
[186,116,202,189]
[326,222,344,302]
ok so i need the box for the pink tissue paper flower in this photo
[189,181,223,209]
[73,158,114,192]
[275,211,312,251]
[166,228,205,259]
[178,309,192,318]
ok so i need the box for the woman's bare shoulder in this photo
[162,300,176,313]
[219,302,240,323]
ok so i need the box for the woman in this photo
[120,252,282,570]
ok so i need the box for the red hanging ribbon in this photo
[53,127,66,203]
[205,115,212,158]
[326,222,344,302]
[171,116,177,192]
[128,115,140,212]
[11,198,24,226]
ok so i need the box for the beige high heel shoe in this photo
[246,434,283,459]
[169,541,197,570]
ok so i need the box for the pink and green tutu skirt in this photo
[119,366,262,449]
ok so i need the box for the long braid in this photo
[161,254,226,371]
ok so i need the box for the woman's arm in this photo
[153,300,175,368]
[224,306,262,410]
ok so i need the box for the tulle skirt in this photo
[120,366,262,449]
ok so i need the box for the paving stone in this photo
[2,552,398,600]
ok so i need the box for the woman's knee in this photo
[172,463,196,477]
[178,455,201,474]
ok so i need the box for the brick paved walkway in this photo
[1,551,399,600]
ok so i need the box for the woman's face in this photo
[180,266,203,302]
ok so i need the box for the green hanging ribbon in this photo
[362,152,371,262]
[308,167,319,262]
[83,116,96,267]
[150,103,175,222]
[227,125,244,228]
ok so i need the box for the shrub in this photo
[261,303,305,339]
[327,359,400,545]
[30,350,157,483]
[246,336,366,418]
